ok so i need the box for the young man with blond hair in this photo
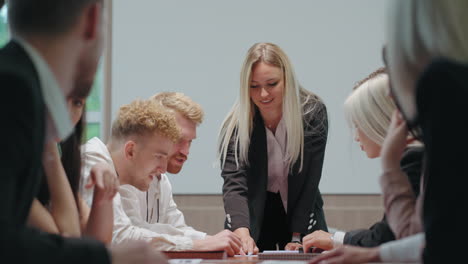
[82,96,241,255]
[114,92,242,256]
[81,99,179,242]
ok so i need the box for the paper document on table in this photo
[233,250,297,257]
[168,259,202,264]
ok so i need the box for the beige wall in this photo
[174,194,384,235]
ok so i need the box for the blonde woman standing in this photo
[218,42,328,253]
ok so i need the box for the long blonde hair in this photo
[217,42,325,171]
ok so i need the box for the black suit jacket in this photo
[0,41,109,263]
[343,146,424,247]
[415,58,468,264]
[222,99,328,241]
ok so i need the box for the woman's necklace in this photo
[265,118,280,132]
[262,111,282,131]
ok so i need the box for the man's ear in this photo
[82,2,102,40]
[124,140,136,160]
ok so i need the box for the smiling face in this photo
[354,126,381,159]
[126,132,173,191]
[249,62,284,114]
[167,113,197,174]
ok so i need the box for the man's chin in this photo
[138,184,150,192]
[167,165,182,174]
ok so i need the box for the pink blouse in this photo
[380,168,424,238]
[265,117,290,212]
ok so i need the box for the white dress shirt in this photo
[128,175,206,240]
[15,38,73,142]
[81,137,204,250]
[331,230,346,246]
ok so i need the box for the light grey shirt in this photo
[379,233,424,263]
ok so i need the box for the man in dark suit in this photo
[0,1,165,263]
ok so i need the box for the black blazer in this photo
[415,58,468,264]
[0,41,109,263]
[343,146,424,247]
[222,99,328,241]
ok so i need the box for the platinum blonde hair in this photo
[386,0,468,100]
[217,42,325,171]
[344,69,395,146]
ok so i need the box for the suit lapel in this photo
[247,111,268,240]
[287,129,309,214]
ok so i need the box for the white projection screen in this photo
[111,0,387,194]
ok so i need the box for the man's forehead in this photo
[148,142,172,156]
[175,113,196,126]
[176,115,197,139]
[138,132,173,148]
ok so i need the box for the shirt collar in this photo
[15,37,73,141]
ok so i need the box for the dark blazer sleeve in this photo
[416,59,467,264]
[0,73,110,263]
[343,146,424,247]
[221,134,250,231]
[343,216,395,247]
[289,102,329,234]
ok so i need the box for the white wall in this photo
[112,0,387,194]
